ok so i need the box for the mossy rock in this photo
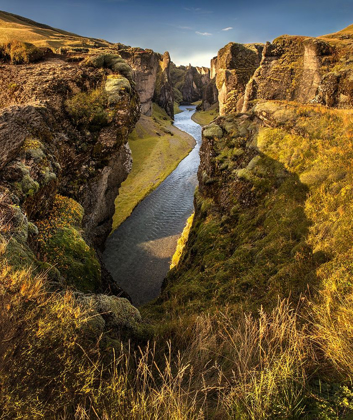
[85,54,133,80]
[40,226,101,292]
[81,295,142,332]
[105,75,131,105]
[203,124,223,139]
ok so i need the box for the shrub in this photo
[0,40,45,64]
[65,88,110,131]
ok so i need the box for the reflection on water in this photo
[103,106,202,306]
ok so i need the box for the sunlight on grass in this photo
[112,104,195,230]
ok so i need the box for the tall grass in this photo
[1,246,352,419]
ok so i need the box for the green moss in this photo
[84,54,133,80]
[36,195,101,292]
[203,124,223,139]
[105,75,131,105]
[65,88,110,131]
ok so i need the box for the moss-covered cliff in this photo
[0,51,140,292]
[171,63,210,104]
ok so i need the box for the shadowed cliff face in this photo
[119,47,174,118]
[0,52,140,292]
[171,63,210,104]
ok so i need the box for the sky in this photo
[0,0,353,66]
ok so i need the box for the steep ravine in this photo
[103,106,202,305]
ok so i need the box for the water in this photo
[103,105,202,306]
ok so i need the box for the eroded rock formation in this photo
[242,33,353,111]
[213,42,264,115]
[0,52,140,294]
[171,63,210,104]
[118,47,174,118]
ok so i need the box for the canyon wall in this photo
[0,51,140,294]
[208,29,353,115]
[118,46,174,118]
[171,63,210,104]
[212,42,264,115]
[242,34,353,110]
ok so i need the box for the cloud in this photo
[184,7,213,14]
[177,25,193,30]
[172,51,216,67]
[196,31,212,36]
[222,27,233,31]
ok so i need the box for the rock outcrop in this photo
[118,47,174,118]
[171,63,210,104]
[212,42,264,115]
[242,33,353,111]
[0,52,140,293]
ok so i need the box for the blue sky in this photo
[1,0,353,66]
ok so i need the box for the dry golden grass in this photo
[0,10,111,51]
[170,213,194,269]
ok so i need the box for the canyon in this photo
[1,9,353,419]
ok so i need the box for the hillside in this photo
[0,10,111,50]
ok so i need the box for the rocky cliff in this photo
[118,46,174,118]
[0,50,140,293]
[243,30,353,110]
[171,63,210,104]
[211,42,264,115]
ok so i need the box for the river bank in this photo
[112,104,195,231]
[104,105,202,306]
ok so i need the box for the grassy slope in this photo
[191,102,219,126]
[0,10,111,49]
[149,101,353,317]
[142,101,353,417]
[112,104,195,230]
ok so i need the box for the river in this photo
[103,105,202,306]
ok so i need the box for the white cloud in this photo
[172,51,216,67]
[184,7,213,14]
[177,25,193,30]
[196,31,212,36]
[222,27,233,31]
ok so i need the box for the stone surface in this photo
[242,34,353,110]
[80,294,142,334]
[0,53,140,293]
[213,42,264,115]
[171,63,211,104]
[119,47,174,118]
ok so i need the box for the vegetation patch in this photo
[36,195,101,291]
[0,40,45,64]
[192,102,219,126]
[65,88,110,131]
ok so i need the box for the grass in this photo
[112,103,195,230]
[0,39,45,63]
[170,213,194,269]
[191,103,219,126]
[1,209,353,418]
[0,10,110,51]
[141,101,353,417]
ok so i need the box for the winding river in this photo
[103,105,202,306]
